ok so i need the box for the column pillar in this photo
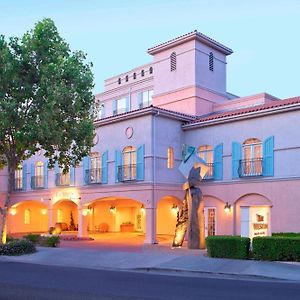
[144,207,157,244]
[78,206,89,238]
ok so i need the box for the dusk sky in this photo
[1,0,300,98]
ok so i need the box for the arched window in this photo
[133,72,136,80]
[118,78,121,85]
[90,152,101,183]
[24,209,31,225]
[15,165,23,190]
[141,69,145,77]
[242,138,262,176]
[209,52,214,71]
[35,161,44,188]
[170,52,176,71]
[167,147,174,169]
[149,66,153,74]
[122,146,137,180]
[198,145,213,177]
[125,75,129,82]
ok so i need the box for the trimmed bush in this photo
[0,239,36,256]
[272,232,300,238]
[39,235,60,247]
[206,235,250,259]
[252,236,300,261]
[23,234,41,244]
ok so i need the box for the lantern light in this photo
[224,202,231,213]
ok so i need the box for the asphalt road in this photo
[0,261,299,300]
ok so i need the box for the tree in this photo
[0,18,95,243]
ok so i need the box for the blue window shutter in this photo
[213,143,223,180]
[101,104,105,118]
[232,141,242,179]
[263,136,274,176]
[82,156,90,185]
[112,100,117,115]
[137,144,145,181]
[138,92,143,109]
[70,166,75,186]
[54,161,59,174]
[115,150,122,182]
[30,163,35,189]
[126,96,130,112]
[22,163,27,191]
[102,151,108,184]
[44,160,48,188]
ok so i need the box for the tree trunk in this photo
[0,163,15,244]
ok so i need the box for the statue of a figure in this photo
[172,148,208,249]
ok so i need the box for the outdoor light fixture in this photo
[109,206,116,213]
[82,208,89,216]
[9,207,17,216]
[224,202,231,213]
[140,205,145,213]
[41,208,48,215]
[171,204,178,213]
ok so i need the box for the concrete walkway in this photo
[1,243,300,281]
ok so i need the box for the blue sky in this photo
[1,0,300,98]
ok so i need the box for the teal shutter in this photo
[44,160,48,188]
[54,162,59,186]
[138,92,143,109]
[22,163,27,191]
[30,163,35,189]
[82,156,90,185]
[102,151,108,184]
[115,150,122,182]
[213,143,223,180]
[70,166,75,186]
[263,136,274,177]
[126,96,130,112]
[112,100,117,115]
[232,141,242,179]
[137,144,145,181]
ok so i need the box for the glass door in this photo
[204,207,216,237]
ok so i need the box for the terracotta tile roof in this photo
[187,96,300,125]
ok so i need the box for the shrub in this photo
[39,235,60,247]
[23,234,41,244]
[252,236,300,261]
[272,232,300,238]
[0,239,36,256]
[206,235,250,259]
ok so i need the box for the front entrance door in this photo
[204,207,216,237]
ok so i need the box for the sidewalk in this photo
[1,244,300,281]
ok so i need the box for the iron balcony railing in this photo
[85,168,102,184]
[55,173,70,186]
[118,164,137,182]
[239,158,263,177]
[203,163,214,179]
[30,176,45,189]
[14,178,23,191]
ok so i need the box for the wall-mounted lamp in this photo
[224,202,231,213]
[41,208,48,215]
[109,206,116,213]
[9,207,17,216]
[171,204,179,213]
[140,205,145,213]
[82,208,89,216]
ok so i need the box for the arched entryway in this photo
[7,200,48,235]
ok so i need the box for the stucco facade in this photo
[1,30,299,244]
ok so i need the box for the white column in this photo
[144,207,157,244]
[78,207,89,238]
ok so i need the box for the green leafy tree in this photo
[0,19,95,243]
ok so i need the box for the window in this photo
[113,97,128,115]
[198,145,213,178]
[138,90,153,109]
[118,78,121,85]
[133,72,136,79]
[24,209,31,225]
[57,209,63,223]
[95,102,105,119]
[149,67,153,74]
[241,138,262,176]
[141,70,145,77]
[90,152,101,183]
[15,165,23,190]
[209,52,214,71]
[167,147,174,169]
[121,146,137,181]
[56,165,70,186]
[170,52,176,71]
[35,161,44,188]
[125,75,129,82]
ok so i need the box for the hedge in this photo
[272,232,300,238]
[252,236,300,261]
[206,235,250,259]
[23,234,60,247]
[0,239,36,256]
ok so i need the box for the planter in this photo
[120,224,134,232]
